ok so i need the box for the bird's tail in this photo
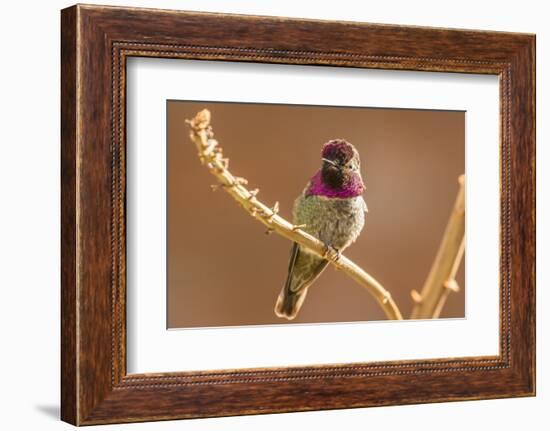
[274,286,309,320]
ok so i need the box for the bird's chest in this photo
[294,195,366,248]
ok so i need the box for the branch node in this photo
[265,227,275,235]
[410,289,423,304]
[206,125,214,139]
[233,177,249,186]
[247,188,259,200]
[186,109,211,131]
[213,182,238,190]
[444,279,460,293]
[204,139,218,153]
[265,203,279,222]
[292,224,307,231]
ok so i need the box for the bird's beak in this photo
[322,158,341,170]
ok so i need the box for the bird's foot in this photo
[323,244,341,263]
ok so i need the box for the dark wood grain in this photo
[60,5,77,425]
[61,4,535,425]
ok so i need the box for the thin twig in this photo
[410,175,465,319]
[186,109,403,321]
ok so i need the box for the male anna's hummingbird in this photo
[275,139,368,320]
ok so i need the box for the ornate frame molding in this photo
[61,5,535,425]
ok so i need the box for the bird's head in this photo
[320,139,363,191]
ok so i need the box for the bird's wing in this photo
[285,243,329,294]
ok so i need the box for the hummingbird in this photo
[275,139,368,320]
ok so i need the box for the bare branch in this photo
[410,175,465,319]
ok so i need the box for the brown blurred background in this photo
[167,101,465,328]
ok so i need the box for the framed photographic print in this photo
[61,4,535,425]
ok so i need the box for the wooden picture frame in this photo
[61,4,535,425]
